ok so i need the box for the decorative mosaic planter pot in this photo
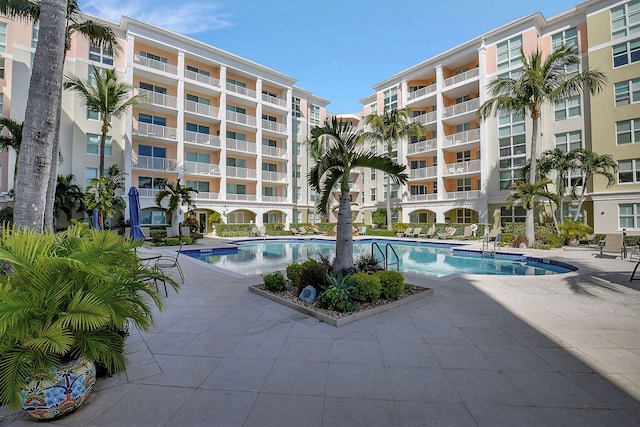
[20,357,96,420]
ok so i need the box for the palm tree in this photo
[308,117,408,272]
[364,108,422,230]
[155,179,198,238]
[84,164,124,229]
[54,174,84,227]
[537,148,580,223]
[478,45,606,246]
[571,149,617,221]
[64,67,142,178]
[506,179,561,245]
[0,118,23,180]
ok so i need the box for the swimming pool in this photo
[182,239,576,278]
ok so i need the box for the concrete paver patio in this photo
[2,239,640,426]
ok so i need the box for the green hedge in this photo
[215,223,253,237]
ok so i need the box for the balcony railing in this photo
[184,100,219,118]
[410,111,437,125]
[226,193,257,201]
[409,166,437,180]
[261,119,287,133]
[443,98,480,118]
[409,193,438,201]
[193,192,219,200]
[444,189,481,200]
[444,160,481,175]
[184,161,220,176]
[262,170,287,182]
[227,166,257,179]
[138,188,160,198]
[137,88,177,109]
[443,67,479,87]
[262,195,287,203]
[262,145,287,158]
[133,155,177,171]
[133,55,178,75]
[407,83,436,101]
[184,69,220,87]
[226,82,256,98]
[443,129,481,147]
[133,122,177,140]
[262,93,287,107]
[407,138,437,155]
[226,110,257,127]
[349,183,361,192]
[184,131,221,148]
[226,138,257,154]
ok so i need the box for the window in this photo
[186,93,210,105]
[295,142,301,156]
[293,119,302,134]
[186,65,209,77]
[138,144,166,159]
[370,188,376,201]
[262,114,277,122]
[226,104,246,114]
[262,89,277,98]
[0,23,6,53]
[87,108,100,121]
[226,130,246,141]
[294,164,301,178]
[618,159,640,183]
[498,112,526,190]
[497,35,523,72]
[409,85,426,93]
[262,162,277,172]
[619,203,640,228]
[263,212,278,223]
[227,183,246,194]
[262,138,277,147]
[186,180,209,193]
[31,21,39,49]
[0,59,4,79]
[310,189,317,202]
[185,151,210,163]
[226,157,246,168]
[85,168,98,188]
[410,160,426,169]
[89,42,113,65]
[456,122,471,133]
[370,170,376,180]
[455,95,471,104]
[226,77,246,88]
[383,87,398,110]
[141,210,167,225]
[140,82,166,94]
[263,186,277,197]
[552,27,578,50]
[456,151,471,162]
[0,93,3,116]
[292,97,301,118]
[456,208,473,223]
[139,113,166,126]
[555,131,582,152]
[293,187,301,201]
[410,185,426,195]
[613,38,640,67]
[138,176,166,190]
[140,51,167,63]
[501,206,526,223]
[295,211,302,224]
[457,178,472,191]
[616,119,640,145]
[612,0,640,39]
[615,79,640,106]
[554,96,581,120]
[86,134,112,156]
[186,122,209,134]
[310,105,320,126]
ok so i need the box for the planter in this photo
[20,357,96,420]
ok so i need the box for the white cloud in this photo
[80,0,233,34]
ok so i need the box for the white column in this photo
[478,39,489,198]
[176,51,185,182]
[435,64,445,201]
[123,33,136,200]
[219,66,227,200]
[256,78,263,203]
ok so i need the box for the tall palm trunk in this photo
[14,0,67,231]
[334,189,354,273]
[386,143,393,230]
[525,107,540,246]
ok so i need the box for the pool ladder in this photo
[482,233,501,258]
[371,242,400,271]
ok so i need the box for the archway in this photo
[443,208,479,224]
[226,209,257,224]
[408,209,436,224]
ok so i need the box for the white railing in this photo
[184,100,219,118]
[407,138,437,155]
[407,83,437,101]
[410,111,437,125]
[262,170,287,182]
[227,166,257,179]
[184,161,220,176]
[137,89,177,109]
[133,155,177,171]
[138,188,160,198]
[444,98,480,118]
[262,195,287,203]
[444,189,481,200]
[444,67,479,87]
[410,193,438,201]
[133,55,178,75]
[184,131,221,148]
[262,145,287,157]
[226,82,256,98]
[444,129,481,147]
[226,193,257,201]
[444,159,481,175]
[226,110,257,127]
[133,122,177,140]
[226,138,257,154]
[261,119,287,133]
[184,69,220,87]
[193,192,219,200]
[349,183,361,192]
[262,93,287,107]
[409,166,437,180]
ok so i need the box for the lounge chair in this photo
[298,226,309,235]
[410,227,422,238]
[421,225,436,238]
[257,226,266,237]
[359,226,367,236]
[486,228,500,241]
[438,227,457,239]
[311,226,322,235]
[461,226,473,240]
[249,226,259,237]
[397,227,413,238]
[290,227,301,236]
[598,234,625,258]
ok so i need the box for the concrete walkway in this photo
[2,240,640,426]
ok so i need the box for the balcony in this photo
[133,155,177,171]
[184,161,220,176]
[443,67,479,87]
[193,192,219,200]
[407,138,437,155]
[184,69,220,88]
[227,166,257,179]
[262,119,287,133]
[410,111,437,125]
[444,160,481,176]
[137,89,177,109]
[262,145,287,158]
[184,131,221,148]
[407,84,436,101]
[444,189,481,200]
[133,122,177,140]
[262,195,287,203]
[262,93,287,107]
[226,138,257,154]
[226,193,257,201]
[409,166,437,180]
[184,100,219,119]
[138,188,160,198]
[133,55,178,75]
[262,170,287,182]
[443,98,480,118]
[226,82,256,98]
[443,129,481,148]
[226,110,257,127]
[409,193,438,201]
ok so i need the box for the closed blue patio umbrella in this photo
[128,187,145,239]
[91,208,99,229]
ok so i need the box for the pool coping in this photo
[248,284,433,327]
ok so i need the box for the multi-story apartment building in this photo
[0,0,638,234]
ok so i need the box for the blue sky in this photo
[80,0,582,113]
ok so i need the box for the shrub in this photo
[348,272,381,303]
[540,233,564,248]
[180,237,192,245]
[392,223,409,233]
[165,237,180,246]
[263,271,286,292]
[510,235,529,248]
[558,220,593,242]
[376,270,405,300]
[316,287,356,313]
[296,259,329,294]
[355,253,383,273]
[323,272,354,295]
[286,262,303,285]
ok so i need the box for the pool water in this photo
[182,239,575,278]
